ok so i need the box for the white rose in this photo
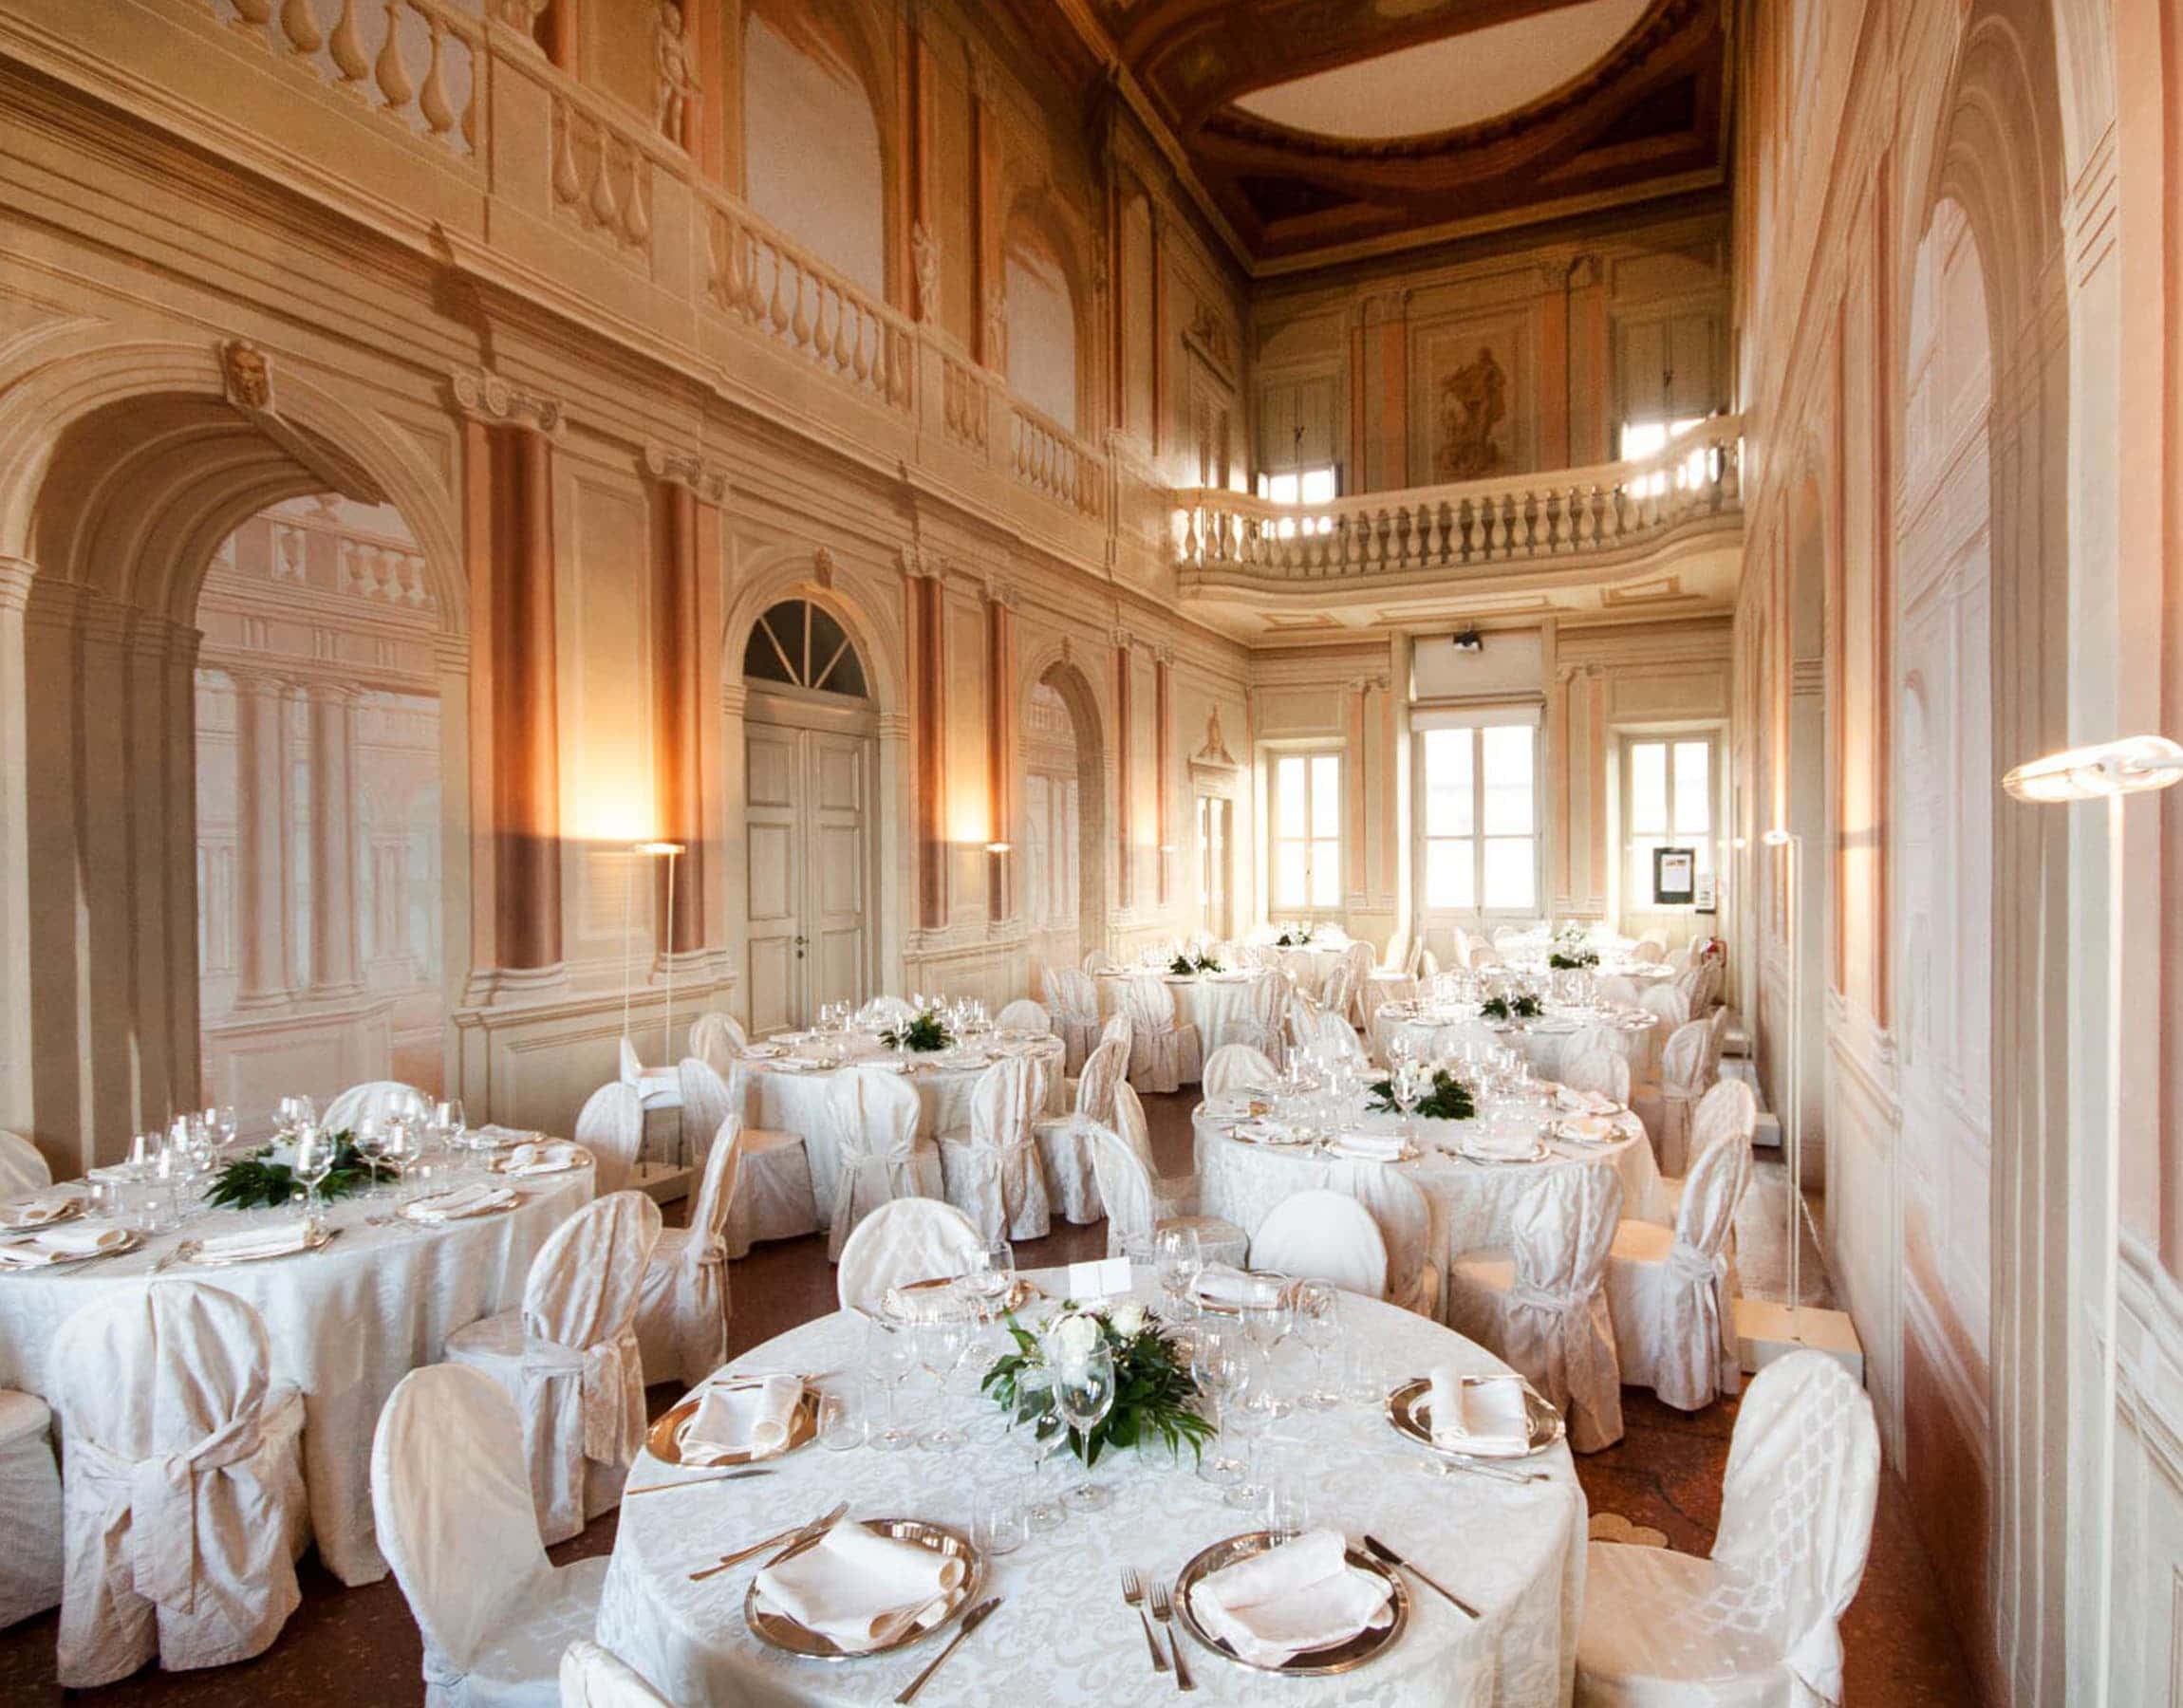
[1048,1310,1101,1366]
[1109,1302,1147,1338]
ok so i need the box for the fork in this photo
[148,1240,200,1274]
[1147,1578,1193,1691]
[1120,1566,1168,1674]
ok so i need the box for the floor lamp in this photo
[2001,733,2183,1708]
[1761,827,1805,1339]
[632,841,685,1069]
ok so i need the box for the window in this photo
[1619,417,1709,497]
[741,601,869,698]
[1256,466,1337,539]
[1416,718,1538,914]
[1270,752,1340,911]
[1625,735,1715,905]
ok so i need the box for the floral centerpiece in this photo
[1168,950,1222,975]
[1273,923,1316,947]
[879,1008,955,1052]
[981,1301,1213,1467]
[1368,1068,1477,1121]
[205,1131,393,1211]
[1481,993,1544,1022]
[1547,947,1599,970]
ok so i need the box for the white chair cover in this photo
[373,1364,606,1708]
[1114,974,1203,1092]
[1468,942,1504,971]
[1416,946,1441,978]
[1641,1079,1756,1229]
[0,1389,62,1628]
[1577,1352,1879,1706]
[1317,963,1358,1030]
[445,1191,662,1545]
[1082,1123,1248,1270]
[618,1038,678,1114]
[834,1199,983,1315]
[1629,938,1667,966]
[1081,950,1119,975]
[1358,974,1415,1041]
[1278,948,1320,993]
[716,1061,822,1256]
[1382,927,1410,973]
[1031,1038,1121,1228]
[1225,970,1288,1066]
[1338,940,1377,1025]
[1595,975,1642,1009]
[1633,1017,1714,1178]
[634,1112,742,1386]
[323,1079,427,1130]
[995,999,1051,1034]
[1307,1008,1368,1068]
[687,1011,747,1074]
[823,1068,941,1260]
[1202,1044,1279,1100]
[940,1055,1053,1242]
[1606,1127,1751,1411]
[1042,967,1103,1073]
[574,1082,645,1197]
[856,995,914,1027]
[50,1284,308,1686]
[1559,1025,1633,1105]
[0,1128,49,1197]
[1446,1162,1626,1452]
[1097,1011,1133,1054]
[560,1639,672,1706]
[1324,1162,1438,1317]
[676,1056,737,1165]
[1250,1189,1389,1299]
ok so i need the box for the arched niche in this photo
[1000,188,1098,436]
[1017,654,1109,979]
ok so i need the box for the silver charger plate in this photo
[487,1147,593,1178]
[398,1188,526,1224]
[1385,1374,1566,1459]
[0,1226,142,1269]
[1174,1531,1409,1676]
[1457,1140,1550,1165]
[0,1197,83,1233]
[178,1221,340,1267]
[743,1518,982,1660]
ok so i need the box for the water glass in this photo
[1339,1345,1389,1409]
[970,1483,1031,1556]
[865,1320,920,1453]
[816,1385,866,1453]
[1263,1468,1313,1538]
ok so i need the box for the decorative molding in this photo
[1190,705,1237,771]
[1183,300,1235,381]
[451,368,567,438]
[1110,626,1133,653]
[898,544,944,581]
[641,439,729,502]
[812,547,835,590]
[220,338,273,413]
[910,221,941,324]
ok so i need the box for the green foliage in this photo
[1169,952,1222,975]
[1367,1068,1478,1122]
[979,1306,1215,1468]
[1547,948,1599,970]
[1274,926,1315,947]
[878,1012,954,1052]
[204,1133,392,1211]
[1481,993,1545,1022]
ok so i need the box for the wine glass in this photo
[1189,1329,1249,1492]
[1292,1281,1341,1410]
[1393,1056,1428,1145]
[916,1311,972,1452]
[1222,1383,1279,1508]
[275,1095,314,1142]
[864,1318,920,1453]
[1052,1343,1117,1513]
[291,1124,334,1230]
[1153,1225,1203,1314]
[963,1238,1016,1321]
[352,1117,389,1200]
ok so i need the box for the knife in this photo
[689,1498,849,1580]
[894,1597,1000,1703]
[1362,1534,1479,1619]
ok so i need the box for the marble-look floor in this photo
[0,1092,1976,1704]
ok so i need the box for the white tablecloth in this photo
[744,1036,1067,1221]
[1095,971,1278,1060]
[597,1267,1587,1705]
[1195,1104,1664,1288]
[0,1161,593,1584]
[1370,1006,1655,1078]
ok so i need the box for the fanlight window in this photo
[742,600,869,698]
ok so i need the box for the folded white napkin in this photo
[1462,1128,1539,1161]
[775,1055,826,1073]
[195,1219,315,1261]
[1195,1265,1281,1308]
[1187,1530,1393,1668]
[1556,1115,1619,1143]
[1554,1086,1619,1116]
[680,1376,802,1461]
[1327,1132,1407,1162]
[404,1184,518,1221]
[502,1141,584,1176]
[754,1523,965,1652]
[0,1197,80,1230]
[474,1123,545,1146]
[0,1225,131,1266]
[1426,1367,1531,1455]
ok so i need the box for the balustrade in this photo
[1173,416,1744,583]
[550,89,653,251]
[1008,400,1102,519]
[211,0,481,155]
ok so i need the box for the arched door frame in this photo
[1015,643,1110,964]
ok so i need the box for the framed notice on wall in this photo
[1692,871,1718,915]
[1652,846,1697,906]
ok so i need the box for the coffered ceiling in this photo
[1002,0,1728,271]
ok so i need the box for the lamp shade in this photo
[632,841,685,857]
[2002,735,2183,803]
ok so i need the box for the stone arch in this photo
[720,544,904,715]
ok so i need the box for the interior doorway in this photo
[1022,662,1107,995]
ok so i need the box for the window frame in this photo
[1411,710,1543,923]
[1618,729,1722,912]
[1265,746,1344,918]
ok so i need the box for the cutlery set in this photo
[1122,1565,1193,1690]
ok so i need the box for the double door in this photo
[744,714,873,1034]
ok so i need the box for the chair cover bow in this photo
[71,1415,266,1613]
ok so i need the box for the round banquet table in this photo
[1094,969,1279,1059]
[1370,1003,1655,1078]
[0,1157,593,1584]
[742,1033,1067,1220]
[596,1265,1587,1706]
[1194,1101,1665,1295]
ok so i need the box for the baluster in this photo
[790,267,814,351]
[551,107,581,208]
[419,15,456,135]
[459,52,478,150]
[588,135,620,229]
[741,231,766,320]
[623,166,650,247]
[374,0,413,109]
[232,0,274,27]
[831,293,854,372]
[281,0,324,54]
[328,0,368,84]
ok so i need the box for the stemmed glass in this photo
[1052,1342,1117,1513]
[1392,1056,1428,1147]
[275,1095,316,1142]
[1153,1225,1203,1317]
[1222,1383,1279,1509]
[1242,1289,1295,1415]
[1188,1328,1250,1494]
[352,1117,390,1200]
[1292,1281,1341,1410]
[864,1318,920,1453]
[962,1238,1016,1322]
[916,1310,972,1452]
[291,1124,334,1231]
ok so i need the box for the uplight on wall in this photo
[2002,733,2182,1708]
[1759,826,1805,1339]
[621,841,685,1076]
[983,841,1012,855]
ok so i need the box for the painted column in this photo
[905,548,946,931]
[1155,646,1172,908]
[984,581,1015,923]
[232,667,296,1008]
[646,447,728,958]
[306,681,362,993]
[1113,628,1133,912]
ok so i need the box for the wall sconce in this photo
[1157,844,1178,855]
[983,841,1012,855]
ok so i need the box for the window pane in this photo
[1425,838,1474,909]
[1480,725,1533,834]
[1620,419,1668,460]
[1268,472,1298,505]
[1630,742,1668,834]
[1276,757,1305,837]
[1276,842,1306,907]
[1673,742,1711,833]
[1298,467,1337,504]
[1423,729,1473,835]
[1310,755,1340,837]
[1483,837,1535,910]
[1310,839,1340,907]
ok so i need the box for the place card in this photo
[1065,1255,1132,1301]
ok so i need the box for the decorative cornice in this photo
[642,440,729,503]
[451,368,567,439]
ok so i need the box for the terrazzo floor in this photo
[0,1091,1978,1704]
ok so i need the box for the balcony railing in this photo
[1172,415,1745,585]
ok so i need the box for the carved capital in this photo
[642,439,729,503]
[898,544,944,581]
[1110,626,1133,654]
[981,576,1018,611]
[1153,643,1175,668]
[452,368,566,439]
